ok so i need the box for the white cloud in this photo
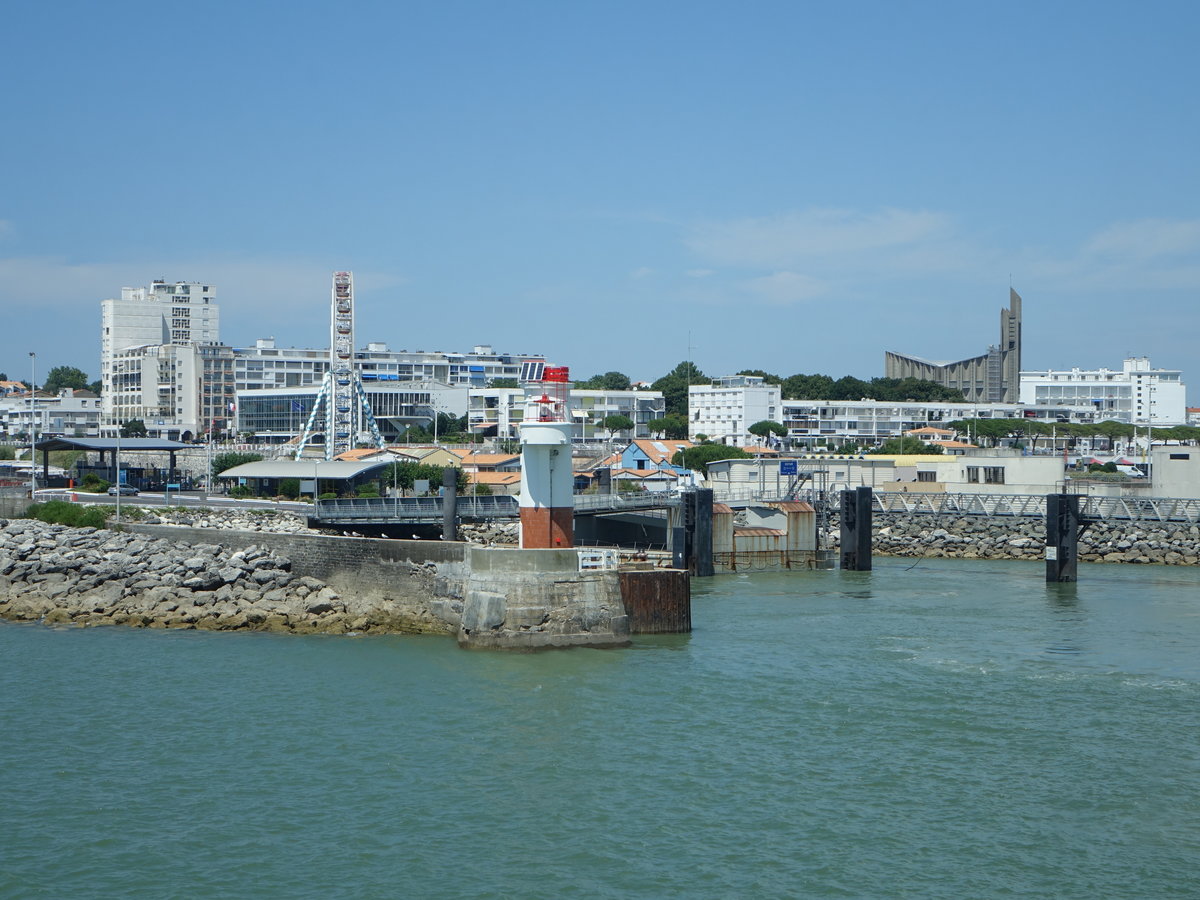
[1022,217,1200,293]
[742,271,827,305]
[1083,218,1200,260]
[686,207,956,268]
[0,255,410,369]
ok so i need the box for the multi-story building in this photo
[0,390,102,439]
[466,386,665,441]
[108,343,236,441]
[236,381,469,444]
[234,339,545,392]
[688,375,782,446]
[1019,357,1187,425]
[779,398,1099,449]
[885,288,1023,402]
[100,281,220,432]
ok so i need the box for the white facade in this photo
[1150,445,1200,499]
[0,390,102,439]
[107,343,236,441]
[100,281,220,431]
[780,399,1099,449]
[1019,357,1187,425]
[233,339,546,392]
[469,387,664,441]
[689,376,782,446]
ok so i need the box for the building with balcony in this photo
[688,375,782,446]
[467,386,664,441]
[1019,357,1187,425]
[781,399,1098,449]
[101,281,220,432]
[0,390,102,440]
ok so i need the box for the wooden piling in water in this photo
[619,569,691,633]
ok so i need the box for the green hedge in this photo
[26,500,108,529]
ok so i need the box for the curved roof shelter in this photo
[217,459,396,483]
[30,437,193,481]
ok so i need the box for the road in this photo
[31,490,312,513]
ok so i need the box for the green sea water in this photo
[2,558,1198,899]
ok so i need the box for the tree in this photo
[577,371,632,391]
[648,414,689,440]
[120,418,148,437]
[43,366,90,393]
[1093,419,1134,452]
[490,378,519,388]
[652,361,711,418]
[748,420,788,440]
[672,443,752,474]
[868,437,945,455]
[382,461,467,494]
[212,451,263,476]
[781,373,836,400]
[737,369,782,385]
[603,414,635,438]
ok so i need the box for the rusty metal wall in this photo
[713,549,834,572]
[619,569,691,633]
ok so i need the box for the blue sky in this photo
[3,1,1198,400]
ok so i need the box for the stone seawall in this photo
[127,524,469,633]
[823,512,1200,565]
[0,519,468,635]
[1,520,639,649]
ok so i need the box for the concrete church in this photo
[884,288,1022,403]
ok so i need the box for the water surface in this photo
[2,558,1197,898]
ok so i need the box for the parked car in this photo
[108,485,139,496]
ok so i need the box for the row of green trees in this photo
[945,418,1200,451]
[5,365,102,395]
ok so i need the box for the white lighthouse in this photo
[518,366,575,549]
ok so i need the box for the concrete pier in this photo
[458,547,630,650]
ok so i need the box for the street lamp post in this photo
[28,352,36,496]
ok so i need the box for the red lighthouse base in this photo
[520,506,575,549]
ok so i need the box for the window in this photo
[966,467,980,483]
[917,471,936,482]
[984,467,1005,484]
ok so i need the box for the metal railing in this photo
[314,494,520,522]
[578,548,620,571]
[573,492,681,513]
[867,491,1200,524]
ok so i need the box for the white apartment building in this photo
[0,390,103,440]
[467,386,665,441]
[100,281,221,433]
[779,399,1100,448]
[108,343,237,441]
[1019,357,1187,425]
[689,376,782,446]
[235,339,545,392]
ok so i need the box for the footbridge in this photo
[310,488,1200,531]
[869,491,1200,524]
[311,491,682,529]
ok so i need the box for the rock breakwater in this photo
[0,518,418,633]
[822,512,1200,565]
